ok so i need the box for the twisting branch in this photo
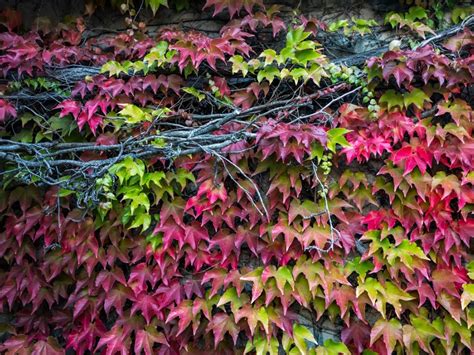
[415,15,474,49]
[0,85,352,194]
[1,18,469,201]
[304,162,341,253]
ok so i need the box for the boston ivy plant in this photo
[0,1,473,354]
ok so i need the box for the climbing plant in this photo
[0,1,473,354]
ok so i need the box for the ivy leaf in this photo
[385,12,404,28]
[229,55,249,76]
[170,168,195,190]
[316,339,350,355]
[288,68,307,84]
[293,324,317,353]
[259,49,277,66]
[32,338,64,355]
[432,268,466,299]
[234,305,268,336]
[345,257,373,282]
[382,62,413,87]
[444,315,472,351]
[263,265,295,294]
[443,28,474,51]
[406,6,428,22]
[121,189,150,214]
[385,240,430,271]
[206,313,240,348]
[182,87,205,102]
[460,284,474,310]
[403,88,430,109]
[256,307,270,335]
[370,318,402,354]
[286,27,311,48]
[203,0,263,18]
[146,0,168,15]
[166,300,193,336]
[467,261,474,280]
[431,171,461,199]
[217,287,243,313]
[55,99,81,120]
[402,314,444,354]
[328,19,349,32]
[379,90,404,111]
[327,128,351,153]
[129,211,151,231]
[96,325,131,354]
[383,282,415,318]
[436,99,472,126]
[241,267,264,303]
[356,277,384,306]
[134,327,169,355]
[391,139,433,176]
[288,199,321,224]
[109,157,145,184]
[257,66,280,84]
[307,64,328,86]
[119,104,152,124]
[437,292,462,324]
[294,48,322,66]
[100,61,127,76]
[341,321,371,353]
[332,285,356,320]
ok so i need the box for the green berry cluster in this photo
[362,86,380,119]
[327,63,362,86]
[317,185,328,198]
[320,152,333,175]
[327,63,379,118]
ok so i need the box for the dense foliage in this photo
[0,1,473,354]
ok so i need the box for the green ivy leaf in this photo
[257,66,280,84]
[286,27,311,48]
[403,88,430,109]
[229,55,249,77]
[259,49,277,66]
[307,64,328,86]
[406,6,428,22]
[461,284,474,310]
[169,168,195,190]
[129,210,152,231]
[467,261,474,280]
[146,233,162,251]
[310,142,325,161]
[451,6,474,24]
[379,89,404,111]
[327,128,351,153]
[294,49,322,65]
[288,68,307,84]
[293,324,317,353]
[182,87,205,102]
[217,287,243,313]
[109,157,146,184]
[275,266,295,293]
[101,61,125,76]
[346,257,373,281]
[385,12,405,28]
[316,339,350,355]
[328,19,349,32]
[146,0,168,15]
[119,104,152,124]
